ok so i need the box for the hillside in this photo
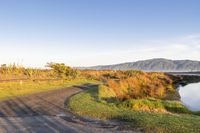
[82,58,200,72]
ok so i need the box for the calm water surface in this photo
[179,82,200,111]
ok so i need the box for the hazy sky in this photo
[0,0,200,67]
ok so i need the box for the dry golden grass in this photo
[82,70,178,100]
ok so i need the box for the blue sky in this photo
[0,0,200,67]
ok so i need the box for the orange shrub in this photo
[82,70,177,100]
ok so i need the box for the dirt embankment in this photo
[173,75,200,86]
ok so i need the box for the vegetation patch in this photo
[0,63,80,80]
[68,70,200,132]
[83,70,180,100]
[117,98,190,113]
[68,88,200,133]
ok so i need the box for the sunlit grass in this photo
[68,88,200,133]
[82,70,179,100]
[0,79,98,101]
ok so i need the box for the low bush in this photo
[98,84,116,99]
[118,98,190,113]
[87,70,178,100]
[46,62,80,79]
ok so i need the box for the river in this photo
[179,82,200,111]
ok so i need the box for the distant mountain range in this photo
[81,58,200,72]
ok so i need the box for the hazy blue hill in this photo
[82,58,200,72]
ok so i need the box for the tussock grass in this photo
[82,70,179,100]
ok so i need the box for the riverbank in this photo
[68,72,200,132]
[68,87,200,133]
[168,72,200,86]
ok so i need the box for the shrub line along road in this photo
[0,84,135,133]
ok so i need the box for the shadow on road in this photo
[0,84,100,133]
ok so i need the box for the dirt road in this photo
[0,84,135,133]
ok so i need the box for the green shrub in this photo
[98,84,116,99]
[46,62,80,79]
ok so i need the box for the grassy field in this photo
[0,79,98,101]
[68,87,200,133]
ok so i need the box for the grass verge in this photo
[68,87,200,133]
[0,79,98,101]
